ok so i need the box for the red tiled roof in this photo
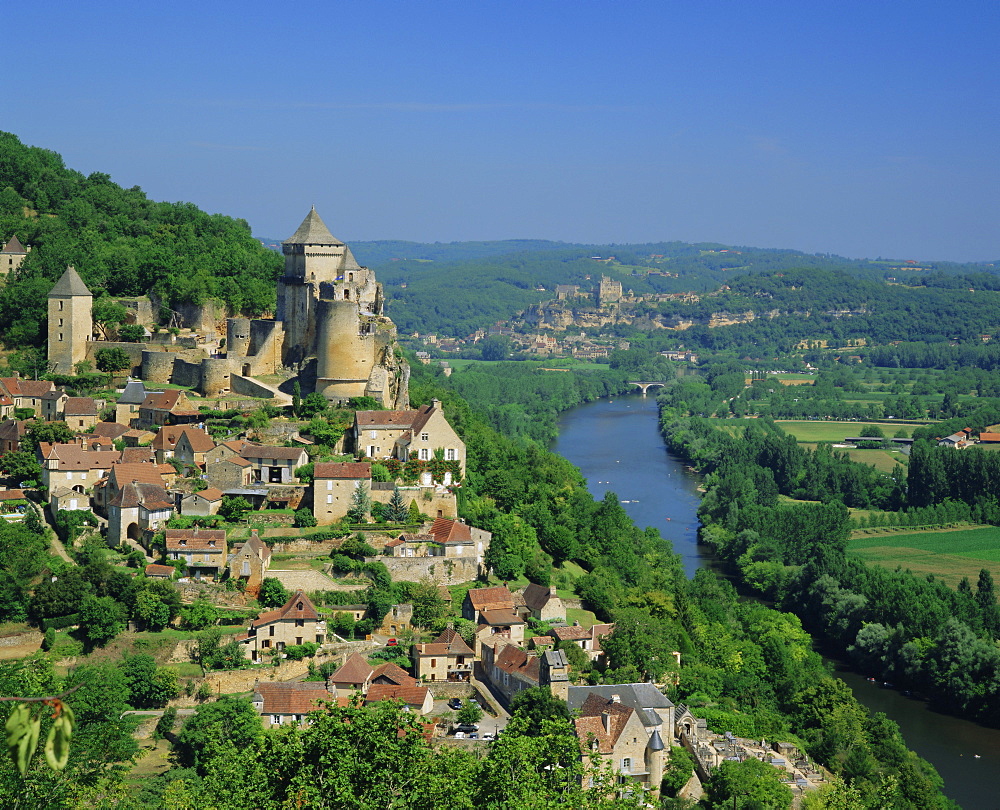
[140,390,184,412]
[39,444,120,471]
[314,462,371,479]
[90,422,130,440]
[177,427,215,453]
[145,563,175,577]
[152,427,183,450]
[18,380,55,397]
[493,644,540,683]
[241,444,307,461]
[429,517,472,544]
[553,625,590,641]
[189,486,224,502]
[120,447,156,464]
[480,608,524,627]
[251,590,320,629]
[467,585,515,612]
[329,652,373,686]
[522,583,557,612]
[165,528,226,552]
[109,462,167,488]
[64,397,97,416]
[370,662,418,687]
[364,684,429,708]
[0,489,26,500]
[255,681,331,715]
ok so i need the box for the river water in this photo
[552,394,996,809]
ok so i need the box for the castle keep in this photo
[47,208,408,407]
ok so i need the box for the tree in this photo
[122,653,180,709]
[407,580,448,630]
[383,485,409,523]
[77,594,126,646]
[23,421,74,452]
[509,687,571,736]
[456,702,483,725]
[0,450,41,485]
[347,482,371,523]
[258,577,289,608]
[662,745,696,797]
[219,495,252,523]
[175,697,264,773]
[91,297,128,340]
[181,598,218,630]
[705,758,793,809]
[117,323,146,342]
[299,392,329,419]
[94,347,131,373]
[294,508,317,528]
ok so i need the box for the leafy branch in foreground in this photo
[1,684,79,775]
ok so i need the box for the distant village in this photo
[0,216,822,801]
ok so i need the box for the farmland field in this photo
[849,525,1000,588]
[799,443,906,472]
[774,420,924,443]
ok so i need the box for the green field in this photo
[444,358,611,371]
[800,443,907,472]
[850,525,1000,588]
[775,420,921,443]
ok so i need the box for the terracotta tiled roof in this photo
[18,380,55,397]
[467,585,515,613]
[329,652,373,686]
[428,517,472,544]
[0,489,26,500]
[980,432,1000,442]
[109,481,172,510]
[255,681,331,715]
[222,456,252,468]
[553,625,590,641]
[64,397,97,416]
[313,462,371,479]
[120,447,156,464]
[109,462,167,488]
[165,529,226,552]
[370,662,418,687]
[39,444,119,471]
[252,590,320,629]
[364,684,430,708]
[480,608,524,627]
[354,409,421,429]
[190,486,224,502]
[2,235,26,254]
[0,419,27,442]
[241,444,307,461]
[90,422,130,440]
[522,583,558,612]
[493,644,540,683]
[145,564,175,577]
[152,427,183,450]
[431,627,474,656]
[573,704,633,754]
[178,427,215,452]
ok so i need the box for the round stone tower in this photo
[315,299,374,403]
[227,317,251,358]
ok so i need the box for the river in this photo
[552,394,996,809]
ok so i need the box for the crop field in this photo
[798,443,906,472]
[849,525,1000,588]
[775,420,917,443]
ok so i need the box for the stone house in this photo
[574,695,665,794]
[379,603,414,636]
[386,518,488,561]
[480,641,545,706]
[49,486,90,513]
[115,378,157,426]
[327,604,367,623]
[364,684,434,715]
[0,419,28,455]
[205,456,253,492]
[413,627,475,682]
[328,653,418,698]
[93,460,171,514]
[90,422,130,442]
[37,443,120,498]
[553,623,614,663]
[253,681,332,727]
[144,563,175,579]
[521,583,565,622]
[312,461,371,525]
[0,377,55,416]
[227,529,272,593]
[567,683,675,767]
[463,585,525,654]
[179,486,224,516]
[106,481,174,547]
[204,439,250,466]
[41,390,69,422]
[236,590,326,663]
[164,528,227,580]
[241,444,309,485]
[137,389,200,428]
[63,397,99,431]
[151,426,185,463]
[353,399,465,473]
[173,427,216,467]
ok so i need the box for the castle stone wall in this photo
[373,555,481,585]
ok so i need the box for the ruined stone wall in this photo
[372,555,481,585]
[86,341,146,375]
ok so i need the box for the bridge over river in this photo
[627,380,668,395]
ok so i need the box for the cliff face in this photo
[519,302,785,332]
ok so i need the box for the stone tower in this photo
[47,266,93,375]
[277,207,367,365]
[0,235,28,276]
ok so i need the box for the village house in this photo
[115,379,157,426]
[0,377,55,416]
[90,422,130,442]
[385,518,489,563]
[173,427,216,467]
[144,563,175,579]
[0,419,27,455]
[241,444,309,484]
[204,455,254,492]
[136,389,200,428]
[151,426,185,463]
[353,399,465,473]
[413,627,475,682]
[378,603,414,637]
[552,622,614,663]
[253,681,332,727]
[567,684,676,753]
[63,397,100,431]
[179,486,225,517]
[312,461,371,525]
[462,585,525,655]
[327,604,367,623]
[0,394,13,421]
[226,529,272,594]
[93,460,171,514]
[203,439,251,465]
[0,235,27,274]
[521,583,565,622]
[236,590,326,663]
[106,480,174,548]
[41,390,68,422]
[364,684,434,715]
[573,694,665,794]
[327,653,419,698]
[164,528,227,580]
[49,486,90,513]
[480,644,568,707]
[37,443,120,498]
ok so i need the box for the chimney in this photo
[602,712,611,733]
[610,694,620,704]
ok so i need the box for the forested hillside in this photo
[0,131,282,347]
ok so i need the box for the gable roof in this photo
[187,486,224,502]
[0,419,28,442]
[574,703,634,754]
[176,427,215,452]
[354,409,421,430]
[313,461,371,480]
[328,652,373,686]
[466,585,515,613]
[109,461,166,488]
[428,517,472,544]
[241,444,307,461]
[165,528,226,552]
[49,265,92,297]
[254,681,331,715]
[120,447,156,464]
[109,481,173,510]
[567,684,673,728]
[144,563,175,578]
[493,644,540,683]
[140,390,194,413]
[284,207,342,246]
[90,422,130,440]
[251,589,320,629]
[18,380,55,397]
[64,397,97,416]
[152,427,183,450]
[370,662,418,687]
[364,684,429,708]
[523,583,558,612]
[39,443,120,471]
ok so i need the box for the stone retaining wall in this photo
[0,631,42,648]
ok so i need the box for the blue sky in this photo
[7,1,998,260]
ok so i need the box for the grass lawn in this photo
[775,420,933,443]
[849,525,1000,588]
[800,443,907,473]
[565,607,599,628]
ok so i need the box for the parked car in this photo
[454,723,479,734]
[447,698,463,710]
[386,638,397,646]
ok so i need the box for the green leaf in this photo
[5,704,41,776]
[44,713,71,771]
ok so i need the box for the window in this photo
[420,433,428,441]
[430,659,436,666]
[370,430,377,439]
[262,639,270,648]
[59,301,63,311]
[445,448,457,461]
[272,715,281,724]
[269,626,275,636]
[621,758,631,772]
[419,449,430,461]
[327,480,333,490]
[327,494,333,504]
[295,619,304,627]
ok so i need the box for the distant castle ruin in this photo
[46,208,408,407]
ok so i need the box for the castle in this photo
[46,208,408,407]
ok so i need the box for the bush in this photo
[154,706,177,740]
[293,508,317,528]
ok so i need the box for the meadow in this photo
[849,525,1000,588]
